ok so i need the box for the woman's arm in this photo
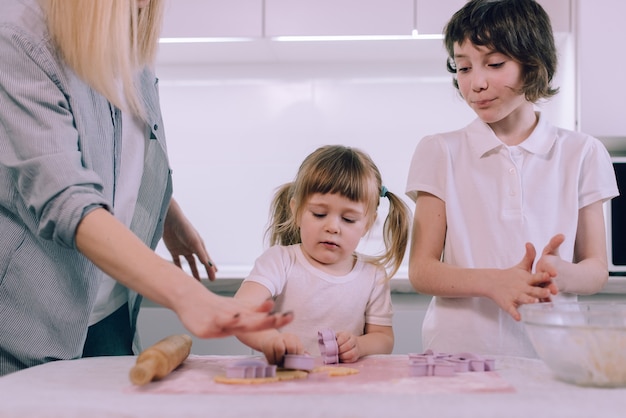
[75,208,292,338]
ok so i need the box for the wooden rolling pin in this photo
[129,334,192,385]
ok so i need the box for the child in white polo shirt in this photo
[405,0,618,357]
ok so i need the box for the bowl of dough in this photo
[520,301,626,387]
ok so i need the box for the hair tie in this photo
[380,186,389,198]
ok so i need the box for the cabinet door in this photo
[578,0,626,137]
[265,0,414,37]
[160,0,263,38]
[415,0,466,35]
[416,0,570,35]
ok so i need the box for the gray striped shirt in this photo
[0,0,172,375]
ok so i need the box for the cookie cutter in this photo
[454,352,496,372]
[318,328,339,364]
[408,350,495,377]
[408,354,456,377]
[225,359,277,378]
[283,354,315,371]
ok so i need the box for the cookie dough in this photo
[214,369,308,385]
[312,365,360,377]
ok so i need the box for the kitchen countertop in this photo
[0,355,624,418]
[198,276,626,296]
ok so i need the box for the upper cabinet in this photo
[264,0,569,37]
[160,0,263,38]
[577,0,626,138]
[264,0,414,36]
[157,0,571,65]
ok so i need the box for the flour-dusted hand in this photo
[490,242,556,322]
[163,198,217,281]
[535,234,565,294]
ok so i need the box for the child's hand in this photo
[335,331,360,363]
[490,242,555,321]
[260,332,304,365]
[534,234,564,298]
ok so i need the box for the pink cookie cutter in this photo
[454,352,496,372]
[225,359,277,378]
[318,328,339,364]
[408,350,495,377]
[283,354,315,371]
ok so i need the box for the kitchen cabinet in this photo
[577,0,626,137]
[160,0,263,38]
[156,0,571,65]
[415,0,466,35]
[417,0,570,35]
[264,0,414,37]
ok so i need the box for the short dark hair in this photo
[444,0,558,102]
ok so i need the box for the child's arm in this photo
[336,324,393,363]
[234,281,304,364]
[536,201,609,294]
[408,192,555,321]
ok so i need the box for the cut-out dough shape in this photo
[215,369,308,385]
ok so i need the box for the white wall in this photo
[154,42,575,279]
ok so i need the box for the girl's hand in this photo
[336,331,360,363]
[490,242,555,321]
[163,199,217,281]
[260,332,304,365]
[535,234,564,298]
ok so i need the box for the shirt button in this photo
[509,167,515,174]
[153,124,159,131]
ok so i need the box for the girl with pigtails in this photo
[235,145,412,365]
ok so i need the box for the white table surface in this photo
[0,355,624,418]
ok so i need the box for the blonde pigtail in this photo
[379,191,412,280]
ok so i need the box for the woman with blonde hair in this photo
[0,0,291,376]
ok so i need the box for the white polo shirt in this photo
[406,113,618,357]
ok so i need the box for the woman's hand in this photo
[163,198,217,280]
[174,291,294,339]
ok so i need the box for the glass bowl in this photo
[520,301,626,387]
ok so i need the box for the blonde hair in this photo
[43,0,164,119]
[267,145,411,279]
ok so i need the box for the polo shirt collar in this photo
[469,112,557,158]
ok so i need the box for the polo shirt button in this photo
[509,167,515,174]
[153,124,158,131]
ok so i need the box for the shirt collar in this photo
[468,112,557,159]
